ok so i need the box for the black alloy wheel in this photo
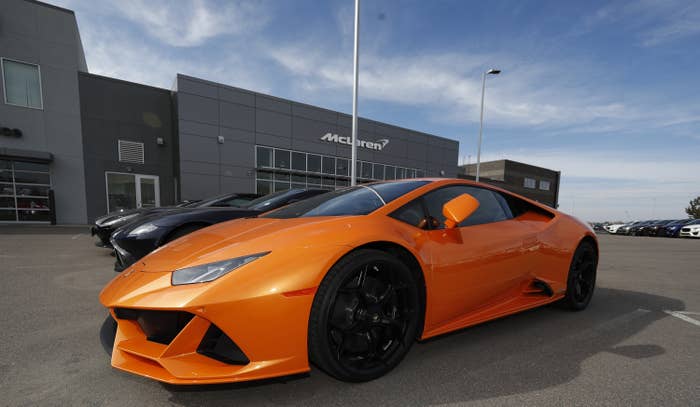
[308,249,421,382]
[561,241,598,310]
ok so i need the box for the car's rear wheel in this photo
[561,241,597,310]
[308,249,421,382]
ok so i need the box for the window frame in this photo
[539,180,551,191]
[523,177,536,189]
[1,57,44,110]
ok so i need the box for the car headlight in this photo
[103,213,139,226]
[127,223,159,237]
[172,252,270,285]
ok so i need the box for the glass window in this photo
[308,154,321,173]
[2,59,42,109]
[0,171,12,182]
[421,185,512,229]
[256,180,272,195]
[0,197,15,208]
[291,174,305,184]
[256,146,272,168]
[539,180,551,191]
[256,170,272,180]
[18,210,50,221]
[322,176,335,188]
[396,167,406,179]
[361,161,373,179]
[13,162,49,172]
[0,209,16,221]
[416,170,425,178]
[13,172,50,185]
[263,188,384,218]
[308,174,322,186]
[274,149,290,169]
[385,166,396,180]
[406,169,416,179]
[336,178,349,187]
[322,156,335,175]
[373,164,384,180]
[106,173,136,212]
[336,158,349,176]
[291,152,306,171]
[390,199,427,228]
[524,178,536,189]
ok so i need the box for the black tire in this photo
[164,223,207,243]
[308,249,421,382]
[560,241,598,310]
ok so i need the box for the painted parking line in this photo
[71,234,84,240]
[664,310,700,328]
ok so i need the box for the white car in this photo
[679,223,700,238]
[605,223,626,234]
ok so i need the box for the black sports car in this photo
[110,188,328,271]
[91,192,258,248]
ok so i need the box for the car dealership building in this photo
[0,0,459,224]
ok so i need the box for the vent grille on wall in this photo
[118,140,145,164]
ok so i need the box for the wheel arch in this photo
[579,234,599,261]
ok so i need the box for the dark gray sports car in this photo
[110,189,328,271]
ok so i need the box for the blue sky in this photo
[53,0,699,221]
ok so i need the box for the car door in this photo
[419,185,537,328]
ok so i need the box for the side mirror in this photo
[442,193,480,228]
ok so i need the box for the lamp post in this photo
[350,0,360,186]
[475,68,500,182]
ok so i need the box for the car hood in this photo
[95,207,176,226]
[135,216,354,272]
[116,207,262,234]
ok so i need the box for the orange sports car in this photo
[99,178,598,383]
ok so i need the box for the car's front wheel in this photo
[308,249,421,382]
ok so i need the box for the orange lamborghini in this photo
[99,179,598,383]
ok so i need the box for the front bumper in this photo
[93,226,114,248]
[679,229,700,238]
[111,236,158,272]
[101,271,315,384]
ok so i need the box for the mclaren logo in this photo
[320,133,389,151]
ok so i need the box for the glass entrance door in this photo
[106,172,160,212]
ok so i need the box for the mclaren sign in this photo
[320,133,389,151]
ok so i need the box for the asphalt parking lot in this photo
[1,227,698,407]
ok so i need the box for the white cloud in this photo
[109,0,268,47]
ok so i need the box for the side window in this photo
[390,199,427,229]
[422,186,512,229]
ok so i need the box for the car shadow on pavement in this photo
[163,287,683,406]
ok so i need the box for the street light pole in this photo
[475,68,500,182]
[350,0,360,186]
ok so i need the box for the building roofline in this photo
[23,0,75,15]
[459,159,559,173]
[78,72,171,95]
[175,73,458,145]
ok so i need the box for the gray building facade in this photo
[0,0,88,223]
[175,75,458,200]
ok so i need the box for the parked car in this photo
[605,223,626,234]
[110,189,328,271]
[617,221,643,236]
[637,219,675,236]
[659,219,699,238]
[679,221,700,238]
[91,192,258,248]
[99,178,598,384]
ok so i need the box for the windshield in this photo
[262,180,430,219]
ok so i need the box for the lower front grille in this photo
[114,308,194,345]
[197,324,250,365]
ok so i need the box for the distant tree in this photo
[686,196,700,219]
